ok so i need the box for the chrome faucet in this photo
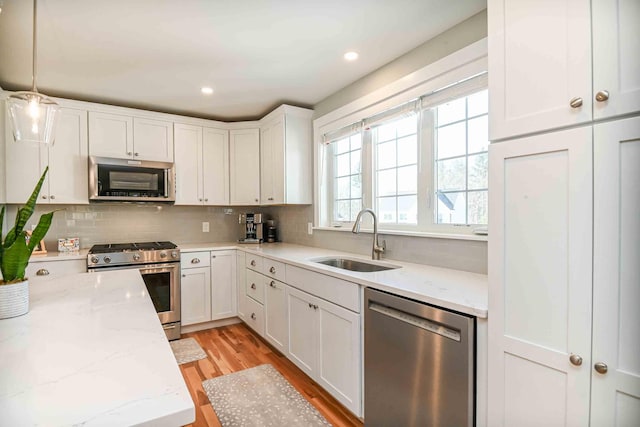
[352,208,386,260]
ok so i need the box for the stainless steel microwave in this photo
[89,156,176,202]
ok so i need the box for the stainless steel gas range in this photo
[87,241,181,340]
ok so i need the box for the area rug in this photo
[169,337,207,365]
[202,364,331,426]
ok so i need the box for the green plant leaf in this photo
[1,232,31,283]
[27,211,54,252]
[4,166,48,250]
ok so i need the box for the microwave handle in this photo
[164,169,168,198]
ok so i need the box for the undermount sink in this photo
[311,257,401,273]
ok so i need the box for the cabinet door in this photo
[210,250,236,320]
[591,117,640,426]
[236,252,247,321]
[259,125,274,204]
[488,0,592,140]
[488,127,593,426]
[229,128,260,205]
[592,0,640,120]
[88,111,133,158]
[47,108,88,204]
[181,267,211,326]
[287,286,318,378]
[260,118,285,204]
[202,127,229,205]
[174,123,203,205]
[133,117,174,162]
[264,278,288,354]
[317,298,361,416]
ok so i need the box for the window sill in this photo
[312,226,488,242]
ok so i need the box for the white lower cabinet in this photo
[236,251,247,321]
[244,294,265,336]
[286,285,361,416]
[25,258,86,284]
[180,250,236,326]
[264,277,288,354]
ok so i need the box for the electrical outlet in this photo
[307,222,313,235]
[202,222,210,232]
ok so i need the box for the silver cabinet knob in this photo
[250,313,256,320]
[308,303,313,308]
[268,197,274,201]
[41,195,47,199]
[269,281,276,288]
[127,151,133,156]
[569,97,583,108]
[36,268,49,276]
[250,283,256,290]
[211,255,216,259]
[182,274,186,278]
[49,195,55,200]
[191,258,200,264]
[134,152,139,157]
[199,198,203,202]
[255,199,259,202]
[269,266,276,274]
[569,354,583,366]
[594,362,608,374]
[595,90,609,102]
[313,304,318,310]
[204,198,208,202]
[250,260,256,266]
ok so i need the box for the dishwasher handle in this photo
[368,301,461,342]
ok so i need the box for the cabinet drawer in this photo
[245,254,263,271]
[246,269,265,304]
[26,259,86,283]
[286,265,360,313]
[244,295,265,336]
[181,251,210,269]
[262,258,286,282]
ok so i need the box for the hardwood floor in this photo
[179,323,363,427]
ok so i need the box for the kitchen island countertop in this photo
[0,269,194,426]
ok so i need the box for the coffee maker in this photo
[238,213,263,243]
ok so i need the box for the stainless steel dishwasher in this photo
[365,288,475,426]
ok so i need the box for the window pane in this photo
[377,141,396,169]
[468,191,488,225]
[436,191,466,224]
[350,134,362,150]
[468,153,488,190]
[351,175,362,198]
[377,169,396,197]
[336,153,350,176]
[398,195,417,224]
[397,135,417,166]
[334,200,350,222]
[350,199,362,221]
[376,123,396,143]
[467,90,488,117]
[336,137,350,154]
[437,98,466,126]
[468,115,488,154]
[437,157,466,191]
[350,149,361,174]
[378,197,396,223]
[396,115,417,137]
[397,165,417,194]
[336,176,351,199]
[437,122,466,159]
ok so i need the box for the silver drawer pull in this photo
[191,258,200,264]
[250,260,256,266]
[569,97,583,108]
[251,313,256,320]
[36,268,50,276]
[269,281,276,288]
[251,283,256,290]
[269,266,276,274]
[211,255,216,259]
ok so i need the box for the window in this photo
[319,73,488,236]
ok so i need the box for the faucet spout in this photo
[352,208,385,260]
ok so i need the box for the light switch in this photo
[202,222,210,232]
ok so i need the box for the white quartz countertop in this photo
[0,270,194,426]
[181,242,488,318]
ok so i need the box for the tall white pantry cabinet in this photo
[488,0,640,426]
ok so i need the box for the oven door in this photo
[138,263,181,325]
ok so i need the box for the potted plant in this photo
[0,167,55,319]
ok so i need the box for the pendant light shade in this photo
[7,0,59,145]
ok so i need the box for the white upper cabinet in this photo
[88,111,173,161]
[488,0,592,140]
[260,105,313,205]
[6,107,88,204]
[592,0,640,120]
[489,0,639,140]
[174,124,229,206]
[229,128,260,205]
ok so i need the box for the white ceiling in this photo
[0,0,486,121]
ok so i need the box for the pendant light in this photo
[7,0,59,145]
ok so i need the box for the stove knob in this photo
[171,251,178,259]
[104,256,112,264]
[133,253,141,261]
[90,256,99,264]
[160,251,167,259]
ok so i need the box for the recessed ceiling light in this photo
[201,87,214,95]
[344,51,359,61]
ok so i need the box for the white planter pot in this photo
[0,280,29,319]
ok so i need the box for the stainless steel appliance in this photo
[87,241,181,340]
[89,156,176,202]
[365,288,475,426]
[265,219,277,243]
[238,213,263,243]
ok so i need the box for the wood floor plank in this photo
[178,322,363,427]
